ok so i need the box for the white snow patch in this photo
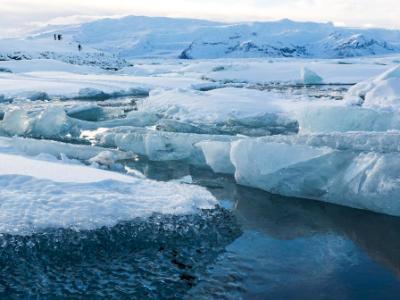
[0,152,216,235]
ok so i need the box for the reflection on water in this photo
[125,159,400,299]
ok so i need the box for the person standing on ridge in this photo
[78,44,82,51]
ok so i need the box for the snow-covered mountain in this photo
[2,16,400,64]
[179,20,400,59]
[40,16,400,59]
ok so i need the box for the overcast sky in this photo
[1,0,400,37]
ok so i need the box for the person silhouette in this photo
[78,44,82,51]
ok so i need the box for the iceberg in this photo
[301,67,323,85]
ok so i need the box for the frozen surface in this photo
[0,68,204,101]
[0,151,216,235]
[194,58,393,85]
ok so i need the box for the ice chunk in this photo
[32,107,70,138]
[76,111,160,131]
[1,108,31,136]
[301,67,323,85]
[85,127,238,164]
[196,140,235,174]
[345,65,400,110]
[227,134,400,217]
[27,91,50,101]
[296,105,400,133]
[191,82,224,91]
[76,87,150,100]
[1,106,160,140]
[363,78,400,110]
[231,140,331,183]
[0,136,135,165]
[1,107,73,138]
[78,88,110,100]
[139,88,298,136]
[156,119,211,135]
[88,150,132,168]
[66,105,106,121]
[0,153,216,235]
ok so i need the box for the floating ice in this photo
[0,136,135,166]
[198,132,400,217]
[296,105,400,133]
[139,88,298,136]
[77,111,160,131]
[345,65,400,110]
[0,107,73,138]
[1,108,31,136]
[86,127,238,164]
[0,152,216,235]
[196,140,235,174]
[301,67,323,85]
[78,88,109,100]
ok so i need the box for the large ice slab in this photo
[139,88,298,136]
[296,65,400,133]
[198,132,400,217]
[85,126,238,165]
[0,152,216,235]
[0,107,162,139]
[296,105,400,133]
[345,65,400,110]
[0,136,135,168]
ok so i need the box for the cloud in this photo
[0,0,399,37]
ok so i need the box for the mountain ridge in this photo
[5,16,400,61]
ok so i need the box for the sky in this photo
[1,0,400,37]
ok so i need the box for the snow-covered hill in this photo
[1,16,400,65]
[33,16,400,59]
[0,37,131,70]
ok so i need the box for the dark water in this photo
[1,159,399,299]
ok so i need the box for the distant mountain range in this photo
[17,16,400,60]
